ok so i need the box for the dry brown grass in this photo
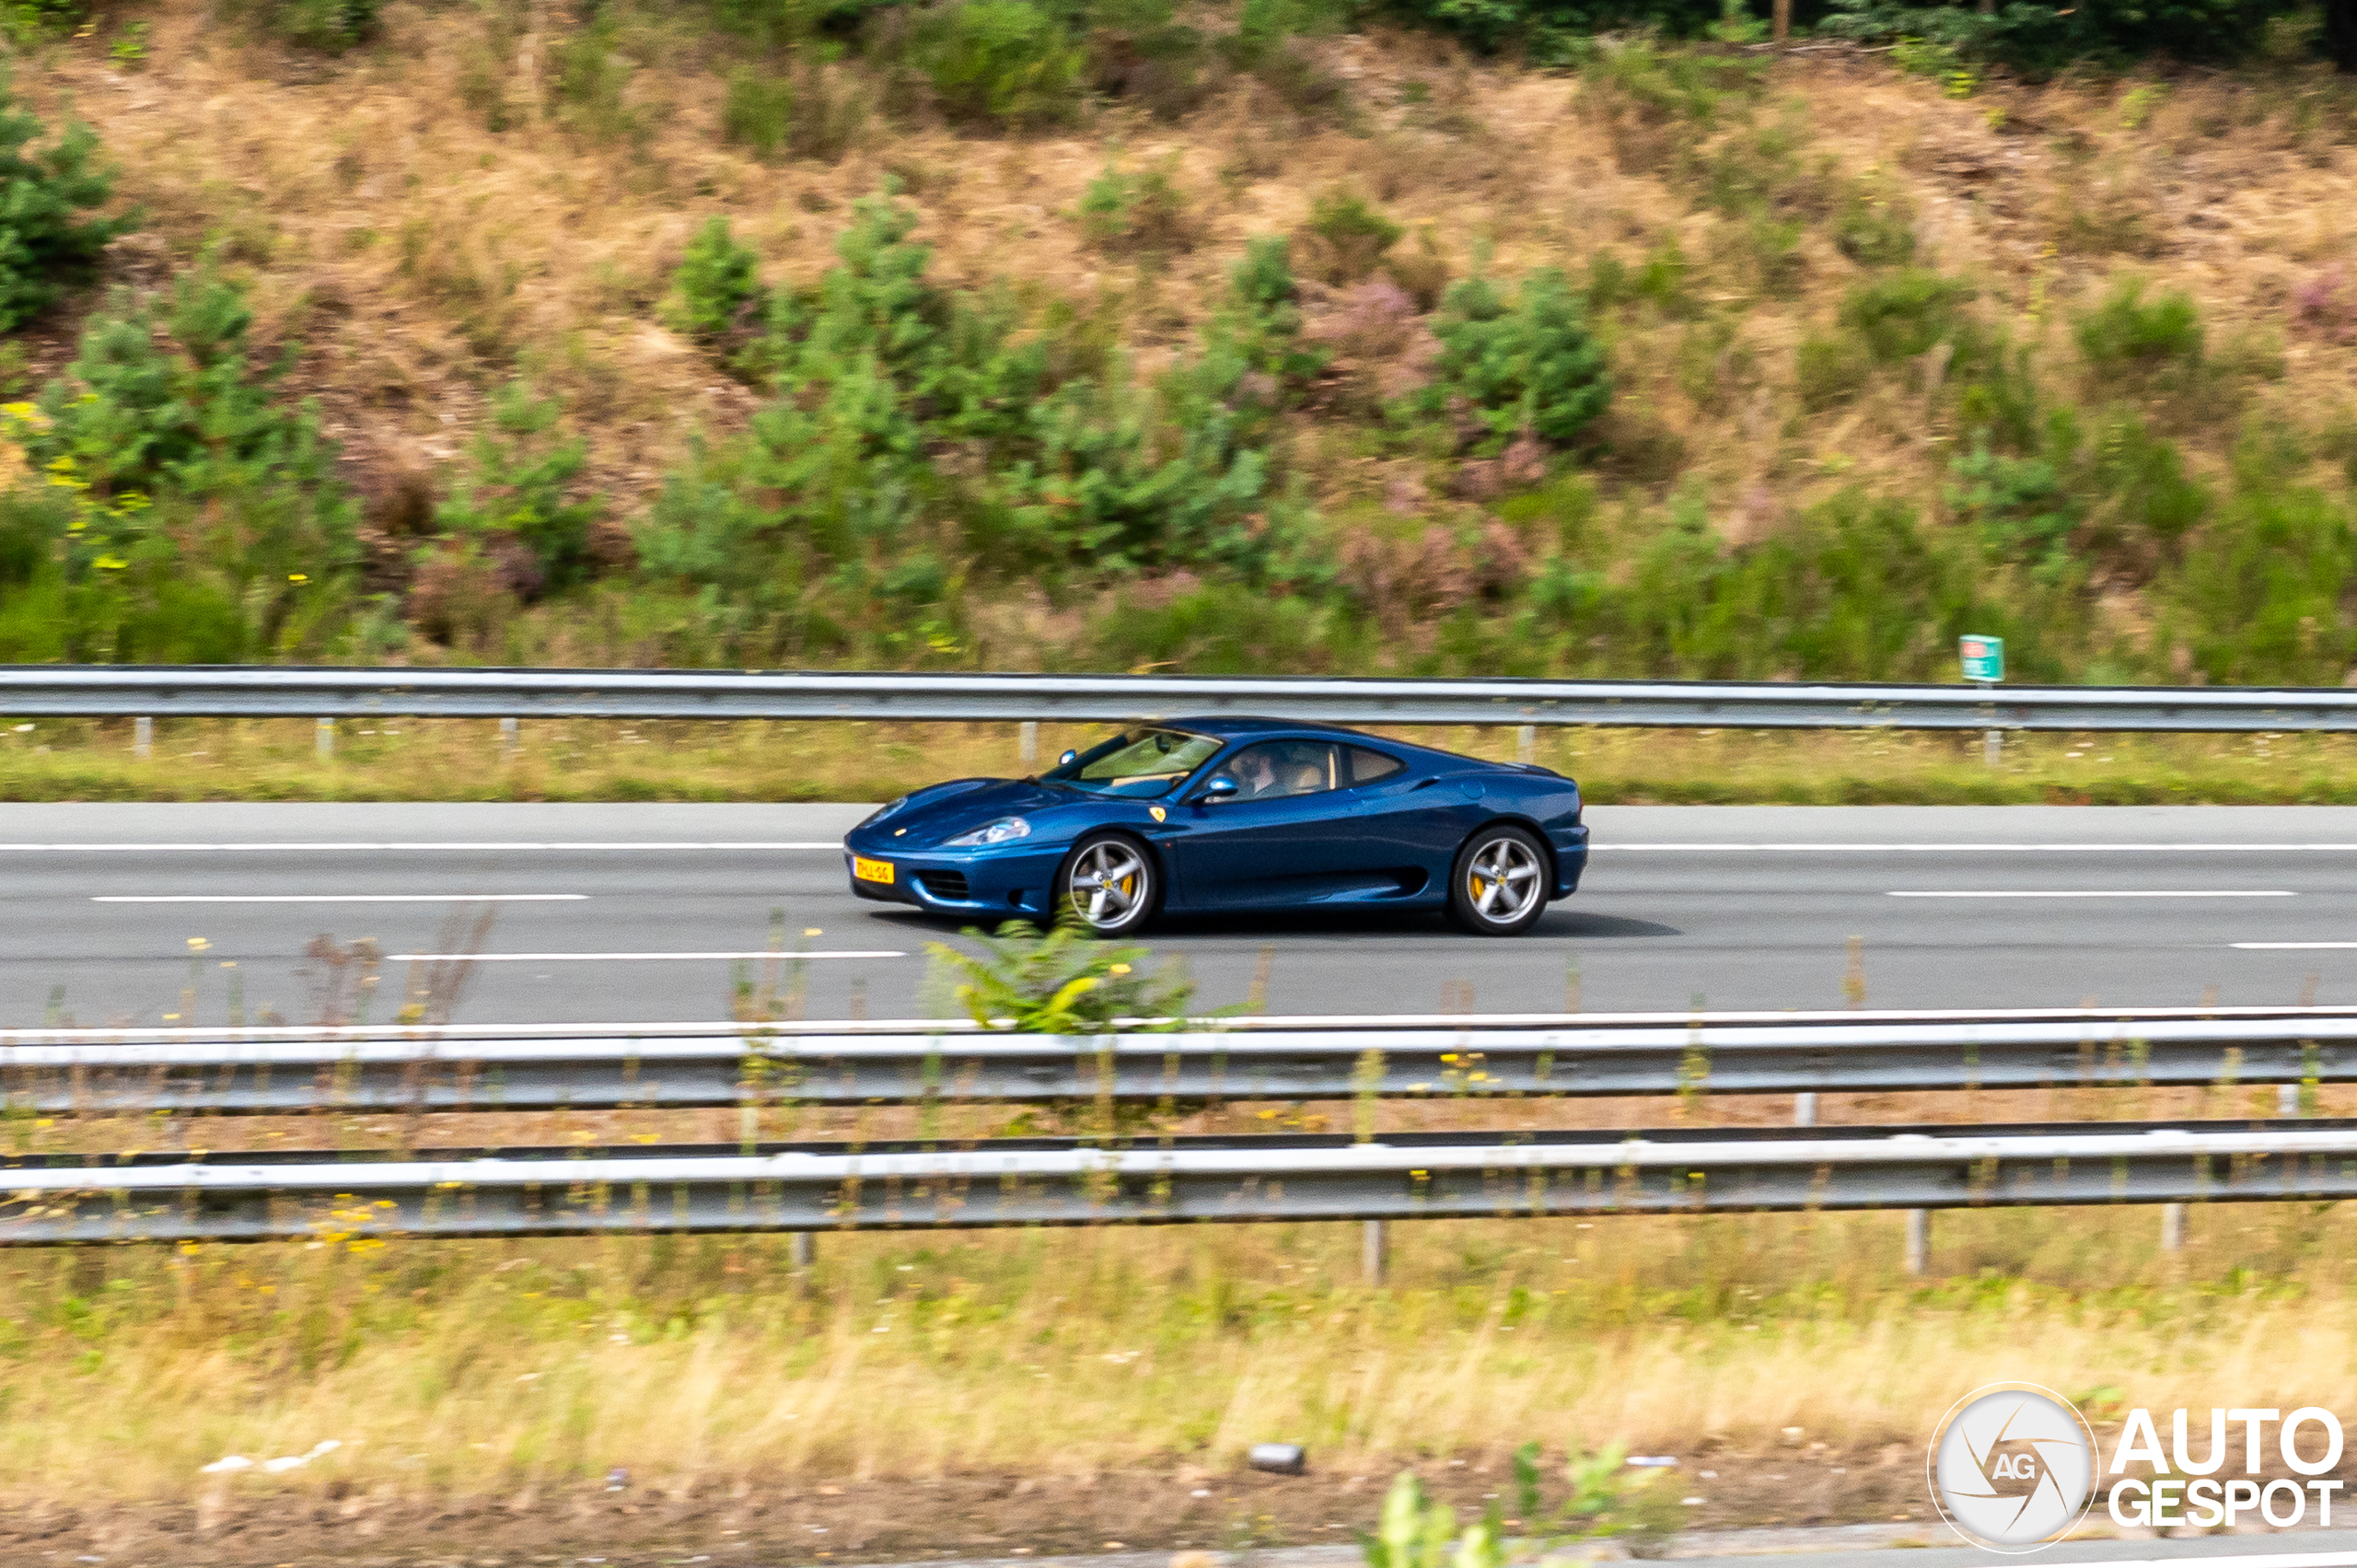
[1,714,2356,804]
[7,1202,2357,1527]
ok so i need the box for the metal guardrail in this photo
[7,665,2357,731]
[4,1120,2352,1244]
[4,1010,2352,1112]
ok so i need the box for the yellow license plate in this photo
[853,856,895,885]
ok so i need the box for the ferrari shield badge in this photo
[1149,807,1167,822]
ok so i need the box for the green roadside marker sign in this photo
[1960,634,2004,683]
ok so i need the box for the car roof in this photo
[1106,717,1548,777]
[1156,715,1376,741]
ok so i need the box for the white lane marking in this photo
[2235,942,2357,949]
[1598,842,2357,852]
[1,842,842,852]
[1890,889,2296,899]
[93,894,591,904]
[386,950,906,961]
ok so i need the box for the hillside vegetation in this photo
[2,0,2356,687]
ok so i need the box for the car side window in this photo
[1346,747,1406,786]
[1224,741,1341,801]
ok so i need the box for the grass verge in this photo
[2,717,2357,804]
[4,1202,2355,1560]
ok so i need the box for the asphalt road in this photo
[11,802,2357,1027]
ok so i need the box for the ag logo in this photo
[1927,1383,2096,1553]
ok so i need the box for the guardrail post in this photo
[2161,1203,2186,1252]
[790,1232,815,1270]
[2280,1082,2303,1118]
[1794,1092,1817,1127]
[315,716,334,762]
[1984,728,2003,768]
[500,716,519,763]
[1019,721,1039,766]
[133,715,152,761]
[1362,1219,1387,1285]
[1516,726,1535,763]
[1904,1209,1928,1275]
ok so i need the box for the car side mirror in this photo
[1059,750,1077,767]
[1190,775,1239,806]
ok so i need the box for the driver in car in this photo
[1237,749,1283,799]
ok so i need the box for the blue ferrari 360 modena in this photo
[843,717,1587,936]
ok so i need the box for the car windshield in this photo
[1044,727,1225,799]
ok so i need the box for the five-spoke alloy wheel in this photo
[1447,824,1550,935]
[1060,832,1157,935]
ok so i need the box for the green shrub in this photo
[1700,115,1809,221]
[711,0,886,50]
[0,73,129,331]
[1582,36,1767,129]
[1948,404,2209,586]
[1629,233,1697,317]
[921,0,1085,129]
[246,0,381,52]
[722,66,795,156]
[2074,278,2203,373]
[664,216,766,343]
[435,382,602,592]
[1425,269,1612,446]
[724,56,865,161]
[1949,436,2077,583]
[4,270,357,661]
[1817,0,2303,76]
[1839,270,1975,363]
[650,191,1294,591]
[1794,332,1871,411]
[1085,0,1215,120]
[1609,488,2077,681]
[1077,158,1193,256]
[0,0,89,40]
[2087,412,2208,544]
[1295,188,1402,285]
[1831,189,1916,267]
[2167,481,2357,685]
[30,273,346,517]
[552,18,644,144]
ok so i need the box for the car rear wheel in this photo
[1059,832,1157,935]
[1447,824,1549,935]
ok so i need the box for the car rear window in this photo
[1346,747,1406,785]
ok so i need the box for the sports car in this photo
[842,717,1586,936]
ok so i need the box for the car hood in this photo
[865,777,1087,848]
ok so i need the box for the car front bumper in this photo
[843,841,1065,921]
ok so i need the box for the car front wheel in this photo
[1447,824,1550,935]
[1059,832,1157,935]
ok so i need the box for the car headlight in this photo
[946,817,1032,847]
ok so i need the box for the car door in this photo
[1344,744,1478,898]
[1169,739,1364,909]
